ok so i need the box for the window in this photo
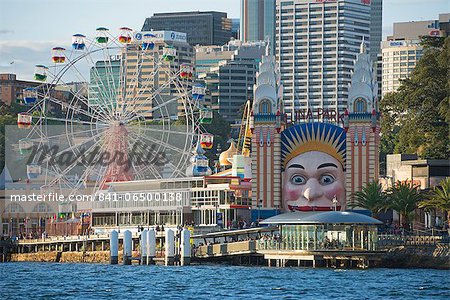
[354,97,367,113]
[259,99,272,114]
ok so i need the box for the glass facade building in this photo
[241,0,276,54]
[260,211,382,252]
[142,11,232,46]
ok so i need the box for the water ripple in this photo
[0,263,449,299]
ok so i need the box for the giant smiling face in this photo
[283,151,346,212]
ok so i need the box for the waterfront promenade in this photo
[4,228,449,269]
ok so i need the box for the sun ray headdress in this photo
[281,123,346,170]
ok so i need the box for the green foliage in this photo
[387,181,423,227]
[0,101,21,172]
[379,37,449,166]
[202,111,231,164]
[349,181,388,215]
[419,178,450,223]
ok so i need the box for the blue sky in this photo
[1,0,449,79]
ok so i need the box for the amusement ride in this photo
[16,27,215,197]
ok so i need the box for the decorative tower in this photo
[343,41,380,202]
[251,46,284,211]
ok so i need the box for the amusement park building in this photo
[87,176,252,229]
[196,40,266,123]
[142,11,232,46]
[1,166,60,237]
[275,0,381,117]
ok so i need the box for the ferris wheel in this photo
[17,27,213,197]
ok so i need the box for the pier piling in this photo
[165,229,174,266]
[110,230,119,264]
[180,229,191,266]
[123,230,132,265]
[147,229,156,265]
[140,229,148,265]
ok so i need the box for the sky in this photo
[0,0,449,80]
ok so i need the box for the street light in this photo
[332,195,338,211]
[257,199,262,223]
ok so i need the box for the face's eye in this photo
[291,175,306,185]
[320,174,335,185]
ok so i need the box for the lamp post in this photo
[257,199,262,223]
[332,195,338,212]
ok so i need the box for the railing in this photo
[195,240,256,257]
[257,239,376,252]
[16,232,143,244]
[377,234,448,248]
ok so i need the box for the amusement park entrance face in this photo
[282,151,346,212]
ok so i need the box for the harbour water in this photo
[0,263,449,299]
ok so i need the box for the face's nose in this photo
[303,179,324,202]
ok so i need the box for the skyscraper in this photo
[241,0,276,53]
[196,40,266,123]
[381,40,423,97]
[142,11,232,46]
[276,0,380,117]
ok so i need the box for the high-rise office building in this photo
[123,31,193,119]
[369,0,383,63]
[196,40,266,123]
[276,0,379,117]
[88,57,121,108]
[142,11,232,46]
[381,40,423,97]
[88,31,193,119]
[241,0,276,54]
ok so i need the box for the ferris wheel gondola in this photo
[34,65,48,81]
[118,27,132,43]
[96,27,109,44]
[23,88,37,105]
[142,33,156,50]
[192,84,206,100]
[52,47,66,63]
[72,34,86,50]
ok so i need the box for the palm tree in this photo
[387,181,423,230]
[419,178,450,227]
[349,181,388,217]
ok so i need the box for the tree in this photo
[386,181,423,230]
[419,178,450,226]
[0,101,20,172]
[348,181,388,217]
[379,36,449,166]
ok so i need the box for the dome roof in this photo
[219,140,237,166]
[261,211,383,225]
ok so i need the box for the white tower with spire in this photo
[251,44,284,211]
[343,40,380,203]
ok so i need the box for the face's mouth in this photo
[288,205,341,212]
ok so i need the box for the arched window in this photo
[354,98,367,113]
[259,99,272,114]
[33,203,53,213]
[4,203,25,213]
